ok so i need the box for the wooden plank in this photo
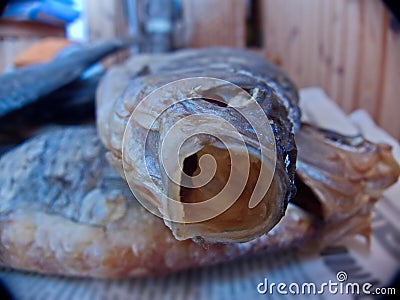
[262,0,347,100]
[85,0,129,62]
[260,0,400,139]
[261,0,301,85]
[300,0,320,86]
[379,12,400,139]
[355,0,387,120]
[0,20,65,38]
[0,20,64,72]
[339,0,362,113]
[261,0,347,94]
[0,38,40,72]
[0,20,65,73]
[285,1,304,84]
[314,0,331,95]
[182,0,247,47]
[85,0,128,41]
[13,37,71,67]
[328,0,347,106]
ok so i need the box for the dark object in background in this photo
[378,270,400,300]
[383,0,400,31]
[0,1,7,16]
[0,74,101,155]
[130,0,187,52]
[0,37,137,118]
[0,279,13,300]
[136,0,173,52]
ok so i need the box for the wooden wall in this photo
[79,0,400,139]
[0,20,65,72]
[182,0,247,48]
[180,0,400,139]
[260,0,400,139]
[85,0,129,41]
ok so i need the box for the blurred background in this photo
[0,0,399,140]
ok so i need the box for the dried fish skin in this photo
[0,125,398,278]
[0,127,314,278]
[296,125,400,221]
[0,126,127,226]
[96,48,300,243]
[294,124,400,246]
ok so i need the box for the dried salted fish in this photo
[96,48,300,242]
[0,127,313,278]
[0,124,397,278]
[0,48,398,278]
[294,124,399,247]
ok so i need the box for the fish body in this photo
[0,124,397,278]
[0,48,398,278]
[97,48,300,242]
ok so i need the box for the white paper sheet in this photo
[1,87,399,300]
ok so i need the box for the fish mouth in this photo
[164,141,287,243]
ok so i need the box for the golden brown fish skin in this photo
[0,206,315,278]
[296,125,400,221]
[98,49,300,179]
[0,127,314,278]
[294,124,400,247]
[0,125,398,278]
[96,48,300,242]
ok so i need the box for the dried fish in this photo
[294,124,400,247]
[0,48,398,278]
[96,48,300,242]
[0,124,397,278]
[0,127,313,277]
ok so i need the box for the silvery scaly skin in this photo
[96,48,301,243]
[0,122,397,278]
[0,127,314,278]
